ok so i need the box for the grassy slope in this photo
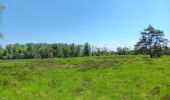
[0,56,170,100]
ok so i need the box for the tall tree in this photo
[135,25,169,58]
[83,42,91,56]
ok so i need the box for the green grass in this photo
[0,56,170,100]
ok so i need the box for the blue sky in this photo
[0,0,170,49]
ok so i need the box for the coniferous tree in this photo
[135,25,169,58]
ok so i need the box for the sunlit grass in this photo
[0,55,170,100]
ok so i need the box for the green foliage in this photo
[116,47,132,55]
[63,44,71,57]
[0,41,169,60]
[75,45,81,57]
[163,46,170,55]
[83,42,91,56]
[24,43,36,59]
[52,43,63,58]
[0,42,118,59]
[135,25,169,58]
[0,46,2,59]
[40,45,54,58]
[92,47,115,56]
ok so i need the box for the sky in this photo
[0,0,170,50]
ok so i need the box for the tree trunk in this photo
[149,46,152,58]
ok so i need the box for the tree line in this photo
[0,42,116,59]
[0,42,170,60]
[0,25,169,59]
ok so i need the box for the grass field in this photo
[0,56,170,100]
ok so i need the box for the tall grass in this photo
[0,55,170,100]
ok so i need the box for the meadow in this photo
[0,55,170,100]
